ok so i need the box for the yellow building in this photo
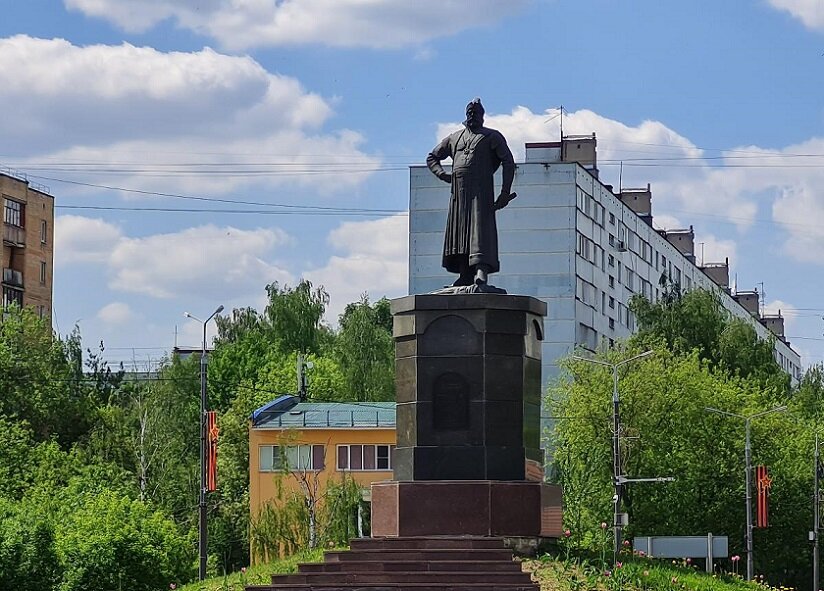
[2,172,54,320]
[249,395,396,553]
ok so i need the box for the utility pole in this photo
[573,350,654,564]
[184,305,224,581]
[705,406,786,581]
[297,353,312,400]
[814,434,820,591]
[745,418,753,582]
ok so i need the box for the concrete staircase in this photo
[247,537,539,591]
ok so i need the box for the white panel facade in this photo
[409,146,802,389]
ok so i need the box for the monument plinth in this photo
[371,294,562,539]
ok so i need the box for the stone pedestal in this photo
[391,294,546,481]
[371,480,563,538]
[371,294,562,541]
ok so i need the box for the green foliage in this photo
[173,549,326,591]
[336,295,394,401]
[250,473,362,561]
[0,498,61,591]
[630,287,788,395]
[552,343,814,586]
[264,280,331,356]
[54,489,195,591]
[0,307,121,445]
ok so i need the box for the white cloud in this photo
[109,224,293,299]
[305,214,408,323]
[694,233,738,268]
[64,0,529,50]
[771,183,824,264]
[55,215,123,265]
[55,215,294,302]
[0,35,379,194]
[96,301,134,325]
[767,0,824,31]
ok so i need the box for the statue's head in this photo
[464,98,484,131]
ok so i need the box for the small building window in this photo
[39,261,46,284]
[337,444,394,472]
[2,286,24,309]
[3,199,23,227]
[40,220,47,244]
[259,444,324,472]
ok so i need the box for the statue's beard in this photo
[465,115,483,131]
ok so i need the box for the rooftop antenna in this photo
[173,325,178,348]
[619,161,624,193]
[757,281,766,317]
[559,105,564,140]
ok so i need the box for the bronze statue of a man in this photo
[426,98,516,287]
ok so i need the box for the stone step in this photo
[349,537,507,551]
[274,571,534,586]
[324,549,514,563]
[298,560,523,573]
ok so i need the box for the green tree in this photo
[630,287,789,395]
[0,498,61,591]
[336,295,394,401]
[552,346,811,586]
[264,280,331,356]
[54,489,194,591]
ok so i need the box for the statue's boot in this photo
[474,264,491,285]
[452,262,474,286]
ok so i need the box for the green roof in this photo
[252,396,395,429]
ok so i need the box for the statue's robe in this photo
[426,126,515,274]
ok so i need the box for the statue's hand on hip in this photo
[493,191,517,211]
[438,171,452,183]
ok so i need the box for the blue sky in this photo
[1,0,823,370]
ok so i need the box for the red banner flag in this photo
[206,411,219,492]
[755,465,772,528]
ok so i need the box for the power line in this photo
[27,174,406,214]
[56,205,407,216]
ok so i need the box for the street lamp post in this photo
[705,405,787,582]
[814,434,820,591]
[184,305,224,581]
[572,350,654,564]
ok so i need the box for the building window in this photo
[609,234,615,247]
[609,275,615,288]
[608,255,615,267]
[259,444,325,472]
[2,286,24,309]
[609,296,615,309]
[609,318,615,330]
[3,199,23,227]
[609,213,615,225]
[39,261,46,284]
[40,220,47,244]
[337,444,394,471]
[37,305,45,319]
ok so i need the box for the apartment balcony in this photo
[3,224,25,247]
[2,268,23,288]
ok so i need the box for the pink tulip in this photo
[564,529,571,538]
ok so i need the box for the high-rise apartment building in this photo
[408,136,802,387]
[2,171,54,322]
